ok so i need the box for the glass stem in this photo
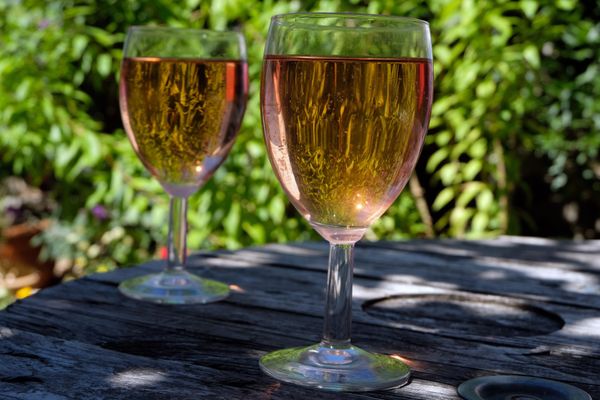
[166,196,188,271]
[321,242,354,347]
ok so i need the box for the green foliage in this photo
[0,287,13,310]
[421,0,599,237]
[0,0,598,277]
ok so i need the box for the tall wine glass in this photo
[118,27,248,304]
[260,13,433,391]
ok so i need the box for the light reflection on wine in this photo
[120,57,247,197]
[262,55,433,231]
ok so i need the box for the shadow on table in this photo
[0,238,598,398]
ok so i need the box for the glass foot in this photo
[259,343,410,392]
[118,269,229,304]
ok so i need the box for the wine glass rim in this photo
[271,12,429,27]
[127,25,243,37]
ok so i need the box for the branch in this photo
[409,174,434,238]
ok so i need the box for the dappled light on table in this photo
[107,368,167,388]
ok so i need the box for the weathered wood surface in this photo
[0,236,598,399]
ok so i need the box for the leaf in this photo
[575,64,598,86]
[431,96,456,115]
[223,202,241,236]
[439,162,460,185]
[450,207,474,237]
[432,187,455,211]
[96,53,112,77]
[462,159,483,180]
[476,80,496,98]
[476,189,494,211]
[210,0,227,30]
[456,181,484,207]
[471,212,490,232]
[435,131,452,147]
[49,125,62,142]
[15,78,32,101]
[556,0,576,10]
[426,147,449,173]
[242,222,266,243]
[86,26,116,46]
[107,163,124,202]
[523,45,540,68]
[83,132,102,162]
[468,138,487,159]
[71,34,89,58]
[454,62,480,91]
[487,13,512,46]
[520,0,538,18]
[434,44,453,65]
[40,96,55,120]
[268,196,285,224]
[54,142,80,177]
[187,229,207,249]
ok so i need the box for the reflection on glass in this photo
[259,13,433,391]
[118,27,248,304]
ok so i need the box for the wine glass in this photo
[260,13,433,391]
[118,26,248,304]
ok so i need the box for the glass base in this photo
[457,375,591,400]
[259,343,410,392]
[118,269,229,304]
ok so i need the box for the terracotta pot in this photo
[0,221,56,290]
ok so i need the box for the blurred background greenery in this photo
[0,0,598,305]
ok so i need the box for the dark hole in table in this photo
[362,294,564,337]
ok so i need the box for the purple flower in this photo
[91,205,109,220]
[37,19,50,30]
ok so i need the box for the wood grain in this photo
[0,237,598,399]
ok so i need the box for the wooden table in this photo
[0,237,598,399]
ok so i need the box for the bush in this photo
[0,0,598,277]
[421,0,600,238]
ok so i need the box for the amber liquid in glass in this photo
[262,55,433,229]
[120,57,247,197]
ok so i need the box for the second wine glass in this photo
[260,13,433,391]
[118,27,248,304]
